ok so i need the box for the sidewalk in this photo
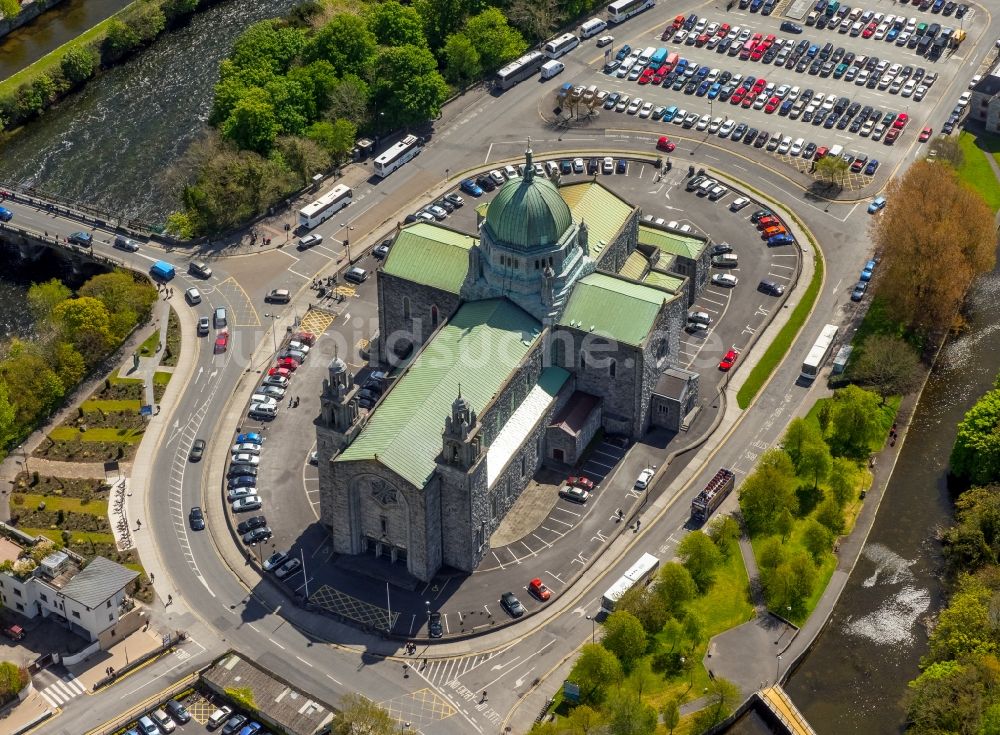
[0,690,51,735]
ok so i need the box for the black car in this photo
[955,3,967,17]
[500,592,525,618]
[243,526,273,545]
[68,231,93,247]
[559,160,572,175]
[780,20,803,33]
[189,506,205,531]
[228,464,257,478]
[165,700,191,724]
[750,208,773,223]
[587,158,599,174]
[743,127,759,145]
[228,475,257,490]
[759,279,785,296]
[616,159,627,174]
[189,439,206,462]
[358,388,379,408]
[222,715,248,735]
[711,243,733,255]
[237,516,268,535]
[803,142,817,158]
[754,132,769,148]
[435,198,454,213]
[731,122,748,141]
[475,175,496,192]
[428,612,443,638]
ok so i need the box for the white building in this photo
[0,548,139,643]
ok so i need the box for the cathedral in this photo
[315,148,712,582]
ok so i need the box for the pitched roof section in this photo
[337,299,542,487]
[973,62,1000,97]
[382,222,476,294]
[638,225,707,260]
[619,251,650,281]
[558,272,671,347]
[559,182,635,258]
[59,556,138,609]
[644,270,686,293]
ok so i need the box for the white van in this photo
[540,60,564,80]
[638,46,656,65]
[580,17,608,39]
[828,144,844,159]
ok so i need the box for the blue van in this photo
[150,261,176,281]
[650,47,668,66]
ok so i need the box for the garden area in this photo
[533,519,754,735]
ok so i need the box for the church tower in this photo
[316,354,363,470]
[441,389,482,469]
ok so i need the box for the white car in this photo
[674,29,689,43]
[626,97,643,114]
[504,164,518,178]
[777,136,792,154]
[696,114,711,130]
[227,486,258,502]
[232,443,261,455]
[638,102,654,118]
[249,395,277,408]
[753,95,768,110]
[790,138,804,156]
[573,157,585,172]
[718,119,736,137]
[737,27,751,42]
[855,70,869,86]
[673,108,689,124]
[263,375,289,388]
[712,273,739,287]
[602,156,614,174]
[634,468,655,490]
[231,453,261,466]
[287,340,311,354]
[969,75,983,90]
[706,67,721,82]
[730,197,750,211]
[259,385,285,399]
[914,85,927,101]
[708,117,723,133]
[232,496,262,512]
[958,92,972,108]
[775,84,790,99]
[489,169,505,186]
[901,80,916,97]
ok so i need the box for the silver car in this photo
[232,495,262,512]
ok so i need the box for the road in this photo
[2,0,994,730]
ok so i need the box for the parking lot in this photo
[546,0,988,186]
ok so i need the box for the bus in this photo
[495,50,546,90]
[801,324,839,381]
[691,468,736,523]
[373,135,422,178]
[298,184,352,230]
[607,0,656,24]
[600,553,660,613]
[544,33,581,59]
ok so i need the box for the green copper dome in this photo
[484,153,572,251]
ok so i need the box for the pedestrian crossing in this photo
[38,672,86,708]
[416,647,511,688]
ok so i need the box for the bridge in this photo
[755,685,818,735]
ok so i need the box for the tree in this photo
[700,677,742,728]
[830,385,884,458]
[101,20,141,64]
[815,497,845,535]
[853,334,922,403]
[330,693,395,735]
[366,1,427,47]
[828,457,860,507]
[372,45,449,128]
[760,548,817,614]
[561,704,607,734]
[927,578,996,663]
[262,75,314,136]
[654,562,696,615]
[79,271,156,337]
[325,73,370,127]
[798,437,833,490]
[412,0,477,50]
[782,417,823,468]
[601,611,647,670]
[161,0,199,23]
[442,33,482,87]
[662,698,681,734]
[951,389,1000,485]
[678,531,723,593]
[27,279,71,323]
[229,19,306,75]
[221,89,279,154]
[707,515,741,556]
[0,0,21,19]
[930,135,964,168]
[907,654,1000,735]
[605,692,658,735]
[52,297,113,365]
[0,381,16,450]
[463,8,528,73]
[52,343,86,394]
[738,448,798,536]
[617,586,670,635]
[0,662,28,699]
[274,136,330,185]
[305,14,378,78]
[507,0,558,41]
[801,518,833,562]
[814,154,849,185]
[60,46,99,86]
[305,119,356,161]
[870,160,996,335]
[569,643,622,701]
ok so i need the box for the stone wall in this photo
[376,271,460,366]
[544,397,602,467]
[0,0,67,41]
[594,209,639,275]
[438,460,486,572]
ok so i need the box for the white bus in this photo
[298,184,352,230]
[801,324,839,381]
[607,0,656,24]
[373,135,422,178]
[600,553,660,613]
[496,50,546,90]
[544,33,581,59]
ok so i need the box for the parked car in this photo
[265,289,290,303]
[559,485,590,503]
[634,468,655,490]
[232,496,262,512]
[164,699,191,725]
[712,273,739,287]
[758,279,785,296]
[719,349,739,371]
[851,281,868,301]
[528,578,552,601]
[428,612,443,637]
[243,527,272,545]
[206,706,233,730]
[237,516,268,535]
[500,592,525,618]
[344,267,367,284]
[867,196,887,213]
[275,558,302,579]
[460,178,483,196]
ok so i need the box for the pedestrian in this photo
[150,572,154,583]
[634,520,641,532]
[890,437,896,447]
[481,691,488,703]
[167,594,172,605]
[289,397,294,408]
[136,519,142,530]
[403,663,409,677]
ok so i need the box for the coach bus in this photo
[298,185,352,230]
[543,33,581,59]
[801,324,839,381]
[373,135,423,178]
[607,0,655,24]
[495,50,546,90]
[600,553,660,613]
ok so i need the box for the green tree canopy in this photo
[221,88,279,154]
[305,14,378,78]
[569,643,622,701]
[798,436,833,490]
[739,448,798,536]
[0,381,16,451]
[306,119,357,161]
[52,297,113,365]
[801,518,833,562]
[442,32,482,87]
[60,46,99,86]
[229,19,306,75]
[330,693,395,735]
[952,389,1000,485]
[760,548,818,615]
[263,75,315,135]
[828,456,860,507]
[606,692,658,735]
[927,577,997,664]
[944,486,1000,574]
[654,562,696,616]
[830,385,884,457]
[413,0,479,49]
[853,334,922,403]
[907,654,1000,735]
[27,279,71,323]
[617,587,670,635]
[707,515,741,555]
[463,8,528,72]
[372,45,449,128]
[678,531,723,593]
[783,417,823,468]
[601,610,647,671]
[366,1,427,47]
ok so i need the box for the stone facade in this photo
[651,367,700,432]
[594,209,640,276]
[377,271,461,365]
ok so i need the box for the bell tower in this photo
[441,387,482,470]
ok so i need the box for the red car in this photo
[730,89,745,105]
[696,33,710,46]
[267,366,293,380]
[919,126,932,142]
[752,79,767,93]
[638,70,654,85]
[718,22,730,36]
[742,94,756,108]
[214,330,229,354]
[764,96,781,113]
[885,128,901,144]
[756,215,780,229]
[719,349,739,371]
[294,331,316,346]
[862,22,877,38]
[277,357,299,371]
[528,578,551,601]
[893,113,909,129]
[657,136,676,152]
[567,476,595,491]
[672,13,685,28]
[751,32,762,43]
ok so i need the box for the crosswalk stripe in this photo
[52,680,74,698]
[40,690,61,708]
[43,686,66,705]
[64,677,85,694]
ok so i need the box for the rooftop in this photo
[638,224,708,260]
[644,269,686,294]
[337,299,542,487]
[382,222,477,294]
[59,556,137,607]
[558,181,636,259]
[484,157,573,251]
[619,251,650,281]
[558,272,674,347]
[972,62,1000,97]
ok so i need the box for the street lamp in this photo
[585,614,595,643]
[263,313,279,357]
[400,722,410,734]
[340,222,355,262]
[776,654,782,683]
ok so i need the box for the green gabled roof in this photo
[337,299,542,487]
[644,270,686,293]
[638,225,706,260]
[558,272,670,347]
[382,222,476,294]
[560,182,634,257]
[619,251,649,281]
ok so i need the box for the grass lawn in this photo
[80,399,142,413]
[957,131,1000,211]
[108,375,143,387]
[804,394,901,454]
[162,308,181,367]
[49,426,145,443]
[138,329,161,357]
[25,529,116,546]
[153,370,172,386]
[15,493,108,515]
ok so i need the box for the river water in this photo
[0,0,301,226]
[0,0,132,80]
[784,267,1000,733]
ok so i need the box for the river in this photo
[784,267,1000,733]
[0,0,301,226]
[0,0,132,81]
